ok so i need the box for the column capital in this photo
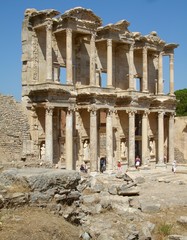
[67,105,75,114]
[126,109,137,116]
[90,32,96,40]
[46,18,53,31]
[142,110,150,117]
[88,105,97,113]
[159,51,164,56]
[106,108,115,116]
[45,106,54,116]
[129,43,135,50]
[66,28,72,36]
[107,39,112,47]
[143,46,147,54]
[169,112,175,118]
[31,105,37,118]
[169,53,174,60]
[158,111,165,117]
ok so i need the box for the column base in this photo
[66,80,73,85]
[127,88,135,91]
[142,89,149,93]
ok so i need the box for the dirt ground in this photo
[0,207,81,240]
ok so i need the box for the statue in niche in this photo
[83,139,90,161]
[121,140,127,158]
[149,140,154,156]
[60,142,65,162]
[40,143,45,161]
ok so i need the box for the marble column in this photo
[66,107,74,170]
[158,52,163,94]
[54,63,60,82]
[90,33,96,86]
[157,111,164,164]
[31,105,38,144]
[106,109,114,170]
[46,19,53,82]
[168,113,175,163]
[169,53,174,95]
[128,44,135,90]
[89,106,98,172]
[66,28,73,85]
[127,110,136,167]
[142,111,149,165]
[45,107,53,162]
[107,39,113,88]
[142,47,148,92]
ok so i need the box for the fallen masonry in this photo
[0,167,187,239]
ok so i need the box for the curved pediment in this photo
[62,7,102,26]
[143,31,165,45]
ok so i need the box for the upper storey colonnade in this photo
[22,7,178,96]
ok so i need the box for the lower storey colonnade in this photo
[33,105,175,172]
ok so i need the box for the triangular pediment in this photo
[62,7,102,26]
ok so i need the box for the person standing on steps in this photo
[135,155,141,169]
[172,160,177,173]
[117,160,122,172]
[100,157,106,173]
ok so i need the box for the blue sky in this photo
[0,0,187,101]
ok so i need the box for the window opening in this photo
[163,56,170,94]
[134,77,141,91]
[101,72,107,88]
[59,67,66,84]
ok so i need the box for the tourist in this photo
[135,155,141,169]
[80,163,87,173]
[117,160,122,172]
[100,157,106,173]
[172,160,177,173]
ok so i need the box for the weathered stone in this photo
[108,185,118,195]
[66,190,81,200]
[4,192,29,207]
[177,216,187,225]
[117,184,139,196]
[168,235,187,240]
[82,194,99,204]
[135,176,145,184]
[140,202,161,213]
[0,168,81,192]
[30,192,52,203]
[80,232,92,240]
[91,183,104,193]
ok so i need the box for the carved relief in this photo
[32,31,38,81]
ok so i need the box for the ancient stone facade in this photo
[21,7,178,171]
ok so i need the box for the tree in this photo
[174,88,187,116]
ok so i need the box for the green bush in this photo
[157,222,173,236]
[175,88,187,116]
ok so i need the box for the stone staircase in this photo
[129,168,187,184]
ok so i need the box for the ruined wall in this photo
[0,94,30,163]
[174,116,187,162]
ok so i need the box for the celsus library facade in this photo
[21,7,178,171]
